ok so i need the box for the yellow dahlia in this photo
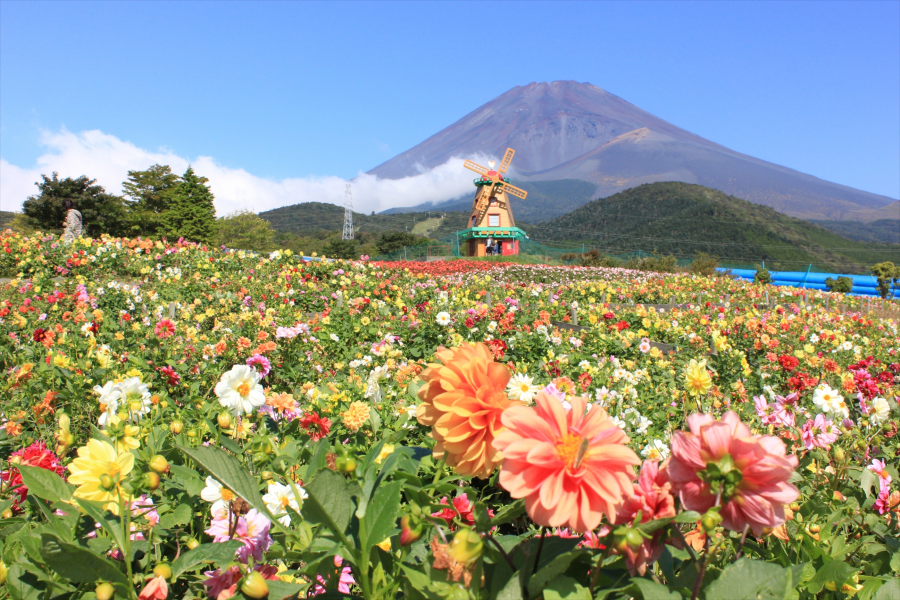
[67,439,134,514]
[684,359,713,397]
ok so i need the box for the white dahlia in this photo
[215,365,266,416]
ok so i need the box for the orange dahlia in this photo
[493,392,640,533]
[417,343,522,479]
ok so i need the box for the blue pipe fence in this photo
[723,268,900,298]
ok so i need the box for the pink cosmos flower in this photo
[311,556,355,595]
[869,459,893,491]
[204,509,272,563]
[801,414,840,450]
[246,354,271,378]
[665,411,799,536]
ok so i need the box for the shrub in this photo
[689,252,720,276]
[825,276,854,294]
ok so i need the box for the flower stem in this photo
[734,524,750,559]
[532,527,547,575]
[486,535,515,572]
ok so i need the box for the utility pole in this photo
[342,184,354,240]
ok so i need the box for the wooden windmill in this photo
[458,148,529,257]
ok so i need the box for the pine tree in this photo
[162,166,216,244]
[122,164,181,237]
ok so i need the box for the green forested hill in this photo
[258,202,471,236]
[0,211,15,229]
[535,182,898,273]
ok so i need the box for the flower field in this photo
[0,231,898,600]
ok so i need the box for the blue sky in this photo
[1,0,898,214]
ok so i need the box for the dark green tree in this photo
[824,276,854,294]
[375,231,428,255]
[161,167,216,244]
[323,238,359,259]
[216,210,275,251]
[122,164,181,236]
[871,262,899,299]
[21,172,127,237]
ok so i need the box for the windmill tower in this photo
[458,148,529,257]
[342,184,354,240]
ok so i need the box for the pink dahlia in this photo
[665,411,799,536]
[612,459,676,575]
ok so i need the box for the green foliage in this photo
[625,253,679,273]
[689,252,720,276]
[825,276,854,294]
[870,261,899,299]
[161,166,217,244]
[21,172,128,237]
[539,182,897,274]
[754,265,772,284]
[122,164,181,236]
[811,219,900,244]
[375,231,429,254]
[324,238,359,259]
[216,210,275,252]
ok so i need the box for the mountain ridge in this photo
[367,80,896,221]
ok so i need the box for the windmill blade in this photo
[498,148,515,173]
[501,182,528,199]
[464,160,489,176]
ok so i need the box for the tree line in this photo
[16,165,276,250]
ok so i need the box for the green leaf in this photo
[171,540,243,579]
[704,558,789,600]
[543,575,592,600]
[473,501,492,533]
[362,481,401,552]
[861,469,878,499]
[674,510,702,523]
[159,503,192,529]
[526,550,583,597]
[492,500,526,526]
[74,498,126,553]
[302,468,356,546]
[628,578,681,600]
[806,559,857,595]
[16,464,72,502]
[6,563,47,600]
[39,533,128,584]
[178,444,281,531]
[874,579,900,600]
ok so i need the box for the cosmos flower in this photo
[493,391,640,533]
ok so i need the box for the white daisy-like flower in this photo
[841,341,853,351]
[93,381,119,427]
[506,373,540,403]
[262,481,307,526]
[641,439,669,461]
[609,415,627,430]
[436,312,452,326]
[214,364,266,416]
[330,333,340,342]
[871,397,891,424]
[812,384,847,418]
[578,360,591,370]
[635,415,653,434]
[594,386,617,407]
[201,476,234,516]
[117,377,152,421]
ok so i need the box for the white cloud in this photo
[0,128,490,216]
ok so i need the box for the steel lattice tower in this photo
[342,184,354,240]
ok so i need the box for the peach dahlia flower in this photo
[493,391,640,533]
[417,343,523,479]
[665,411,799,536]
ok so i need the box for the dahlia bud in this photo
[144,472,160,491]
[152,563,172,580]
[148,455,169,474]
[240,571,269,598]
[217,412,232,429]
[95,582,115,600]
[185,538,200,550]
[448,527,483,565]
[0,561,7,585]
[99,474,115,491]
[336,456,357,474]
[400,515,424,546]
[169,420,183,434]
[261,471,274,481]
[700,509,723,534]
[833,446,845,463]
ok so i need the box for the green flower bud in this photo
[152,563,172,580]
[95,582,115,600]
[448,527,483,565]
[240,571,269,598]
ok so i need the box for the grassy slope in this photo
[536,182,898,273]
[810,219,900,244]
[0,211,15,228]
